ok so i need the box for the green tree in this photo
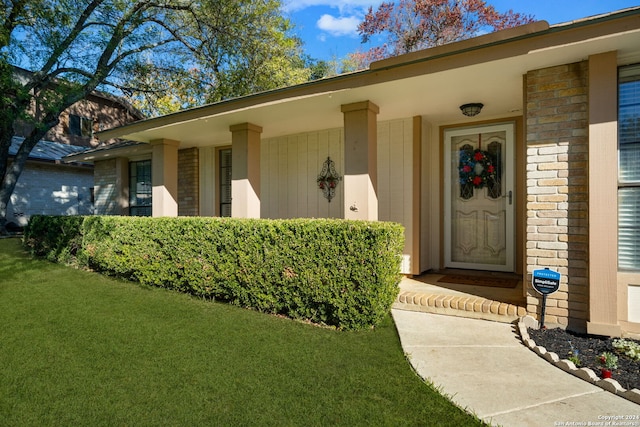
[124,1,312,115]
[0,0,309,232]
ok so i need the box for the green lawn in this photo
[0,238,482,426]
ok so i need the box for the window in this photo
[619,64,640,270]
[129,160,152,216]
[219,149,232,217]
[69,114,93,138]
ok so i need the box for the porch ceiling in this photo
[94,10,640,151]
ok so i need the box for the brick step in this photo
[393,290,527,323]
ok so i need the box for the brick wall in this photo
[525,61,589,332]
[178,148,199,216]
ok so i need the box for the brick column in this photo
[525,62,589,331]
[230,123,262,218]
[178,147,199,216]
[341,101,379,221]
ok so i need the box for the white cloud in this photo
[316,14,361,37]
[282,0,382,14]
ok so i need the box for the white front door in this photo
[444,123,515,272]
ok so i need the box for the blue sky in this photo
[282,1,640,62]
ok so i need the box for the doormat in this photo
[437,274,519,289]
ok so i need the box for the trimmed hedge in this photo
[22,215,84,264]
[24,215,404,330]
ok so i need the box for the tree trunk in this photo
[0,140,37,234]
[0,118,58,235]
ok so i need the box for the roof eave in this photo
[96,7,640,144]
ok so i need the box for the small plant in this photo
[567,341,581,367]
[597,352,618,370]
[568,355,581,367]
[612,338,640,361]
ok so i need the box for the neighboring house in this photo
[7,69,143,229]
[67,8,640,337]
[6,137,94,229]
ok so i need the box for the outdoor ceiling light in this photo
[460,103,484,117]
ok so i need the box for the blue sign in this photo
[532,268,561,295]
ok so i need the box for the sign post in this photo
[532,268,561,329]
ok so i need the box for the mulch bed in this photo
[527,327,640,391]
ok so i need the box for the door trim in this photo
[443,122,515,272]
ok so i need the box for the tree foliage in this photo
[123,0,312,116]
[0,0,311,231]
[353,0,534,67]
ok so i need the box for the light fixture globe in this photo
[460,103,484,117]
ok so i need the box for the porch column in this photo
[230,123,262,218]
[150,138,179,217]
[114,157,129,215]
[341,101,379,220]
[587,51,621,336]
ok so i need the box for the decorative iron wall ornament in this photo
[317,156,342,202]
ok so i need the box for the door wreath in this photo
[459,148,497,189]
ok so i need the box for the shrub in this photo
[24,216,404,330]
[22,215,85,264]
[613,338,640,361]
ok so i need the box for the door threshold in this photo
[430,268,522,280]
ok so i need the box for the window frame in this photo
[218,148,232,217]
[68,114,94,138]
[618,64,640,271]
[129,159,152,217]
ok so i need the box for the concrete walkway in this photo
[392,309,640,426]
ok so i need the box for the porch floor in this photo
[393,271,527,324]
